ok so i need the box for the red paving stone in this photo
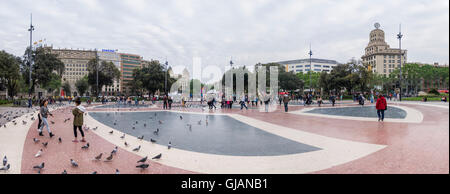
[20,102,449,174]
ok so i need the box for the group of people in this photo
[36,97,87,142]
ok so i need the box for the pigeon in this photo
[111,146,118,155]
[50,121,55,125]
[33,162,45,170]
[105,153,113,162]
[143,123,147,127]
[109,130,114,134]
[81,143,90,149]
[138,135,144,140]
[93,127,98,130]
[180,116,183,120]
[159,120,163,125]
[120,134,125,139]
[22,120,27,125]
[35,149,43,158]
[58,137,62,143]
[132,145,141,152]
[150,139,156,143]
[198,120,202,125]
[135,121,138,124]
[153,129,159,135]
[132,126,135,130]
[0,164,10,171]
[113,123,117,126]
[33,138,40,143]
[70,159,78,167]
[42,142,48,148]
[168,142,172,149]
[62,170,67,174]
[124,142,129,147]
[115,169,120,174]
[94,153,103,161]
[136,164,149,170]
[91,171,97,174]
[3,156,7,166]
[137,156,148,163]
[152,153,162,160]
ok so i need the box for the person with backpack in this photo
[376,94,387,122]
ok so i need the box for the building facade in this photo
[51,47,96,96]
[277,58,339,74]
[120,53,142,95]
[362,23,407,76]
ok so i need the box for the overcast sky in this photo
[0,0,448,74]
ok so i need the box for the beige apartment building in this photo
[362,23,407,76]
[51,47,96,96]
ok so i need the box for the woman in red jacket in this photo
[376,94,387,122]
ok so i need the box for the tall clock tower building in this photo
[362,23,407,76]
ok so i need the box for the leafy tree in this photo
[62,82,72,96]
[75,76,89,97]
[131,60,176,96]
[21,47,65,94]
[87,59,121,96]
[44,74,62,95]
[0,51,22,98]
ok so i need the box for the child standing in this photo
[72,98,86,142]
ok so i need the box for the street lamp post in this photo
[95,49,99,97]
[28,13,34,97]
[309,44,313,93]
[397,24,403,101]
[165,60,168,95]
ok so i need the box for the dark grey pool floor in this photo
[90,111,320,156]
[306,106,407,119]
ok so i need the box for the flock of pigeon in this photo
[2,103,211,174]
[0,104,67,173]
[29,108,169,174]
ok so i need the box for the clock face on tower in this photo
[375,23,381,29]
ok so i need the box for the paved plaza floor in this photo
[0,100,448,174]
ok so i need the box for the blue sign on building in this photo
[102,49,116,53]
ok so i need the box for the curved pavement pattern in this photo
[0,101,448,174]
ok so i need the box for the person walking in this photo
[264,95,270,113]
[163,95,168,109]
[28,97,32,108]
[330,95,336,107]
[38,100,55,138]
[72,98,86,142]
[168,96,173,110]
[283,94,290,112]
[376,94,387,122]
[240,95,248,110]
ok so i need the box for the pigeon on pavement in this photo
[152,153,162,160]
[132,145,141,152]
[35,149,43,158]
[70,159,78,167]
[137,156,148,163]
[136,164,149,170]
[33,162,45,170]
[94,153,103,161]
